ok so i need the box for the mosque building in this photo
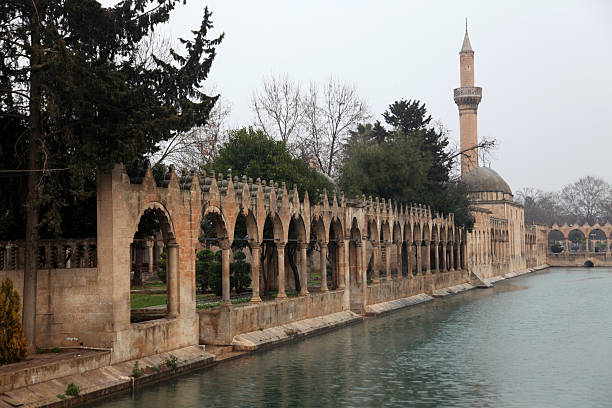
[454,26,545,276]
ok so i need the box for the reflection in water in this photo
[94,267,612,408]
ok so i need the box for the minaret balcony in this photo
[453,87,482,106]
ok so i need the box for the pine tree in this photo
[0,279,28,364]
[1,0,224,347]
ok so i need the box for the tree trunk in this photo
[287,243,301,293]
[23,12,43,350]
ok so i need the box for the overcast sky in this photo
[153,0,611,192]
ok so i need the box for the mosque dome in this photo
[462,167,512,196]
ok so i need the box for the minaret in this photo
[454,23,482,176]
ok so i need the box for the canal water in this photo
[94,267,612,407]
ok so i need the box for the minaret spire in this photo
[454,24,482,176]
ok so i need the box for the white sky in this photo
[145,1,612,192]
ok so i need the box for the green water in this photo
[93,267,612,407]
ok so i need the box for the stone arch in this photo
[568,229,586,252]
[133,201,176,243]
[548,230,565,253]
[588,229,607,252]
[329,217,345,289]
[348,217,364,313]
[130,203,178,323]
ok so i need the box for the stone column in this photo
[147,239,154,278]
[356,242,363,285]
[424,241,431,275]
[276,242,287,299]
[372,242,380,283]
[441,241,447,272]
[338,242,346,289]
[250,243,262,303]
[449,242,455,272]
[606,239,611,255]
[167,241,180,315]
[564,239,570,254]
[396,241,403,278]
[299,243,310,295]
[406,242,413,277]
[219,241,231,307]
[434,242,440,273]
[320,242,329,292]
[585,236,590,253]
[456,242,462,271]
[384,243,392,281]
[415,240,422,275]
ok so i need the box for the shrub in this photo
[51,346,61,353]
[157,251,167,283]
[165,354,178,370]
[132,361,144,378]
[231,251,251,294]
[0,278,28,364]
[65,382,80,397]
[550,243,563,253]
[195,249,217,292]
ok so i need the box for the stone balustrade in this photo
[0,238,97,270]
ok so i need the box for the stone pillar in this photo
[384,243,392,281]
[441,242,447,272]
[586,236,590,253]
[424,241,431,275]
[372,242,380,283]
[606,239,611,255]
[434,242,440,273]
[320,242,329,292]
[219,241,231,308]
[356,242,363,285]
[565,239,570,254]
[406,242,413,277]
[147,239,154,277]
[396,241,404,279]
[250,243,262,303]
[449,242,455,272]
[415,240,422,275]
[457,241,462,271]
[276,243,287,299]
[298,243,309,295]
[338,242,346,289]
[167,241,180,315]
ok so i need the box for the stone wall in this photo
[366,270,469,306]
[0,268,112,349]
[198,290,345,345]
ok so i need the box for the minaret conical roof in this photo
[461,29,473,53]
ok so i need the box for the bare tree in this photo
[516,188,563,225]
[302,78,370,176]
[560,176,611,224]
[152,96,232,169]
[251,74,303,144]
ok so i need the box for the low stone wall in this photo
[0,268,114,349]
[198,290,345,345]
[366,270,469,306]
[548,252,612,267]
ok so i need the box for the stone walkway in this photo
[0,346,214,408]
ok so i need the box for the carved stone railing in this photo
[453,87,482,105]
[0,238,97,271]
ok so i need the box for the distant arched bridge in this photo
[547,222,612,267]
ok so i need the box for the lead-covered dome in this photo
[462,167,512,195]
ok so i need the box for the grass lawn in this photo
[131,294,167,309]
[131,293,237,309]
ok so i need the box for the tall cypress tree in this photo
[0,0,223,347]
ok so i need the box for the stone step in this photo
[232,311,362,351]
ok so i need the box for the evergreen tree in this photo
[211,127,334,200]
[0,279,28,364]
[340,99,474,228]
[1,0,223,347]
